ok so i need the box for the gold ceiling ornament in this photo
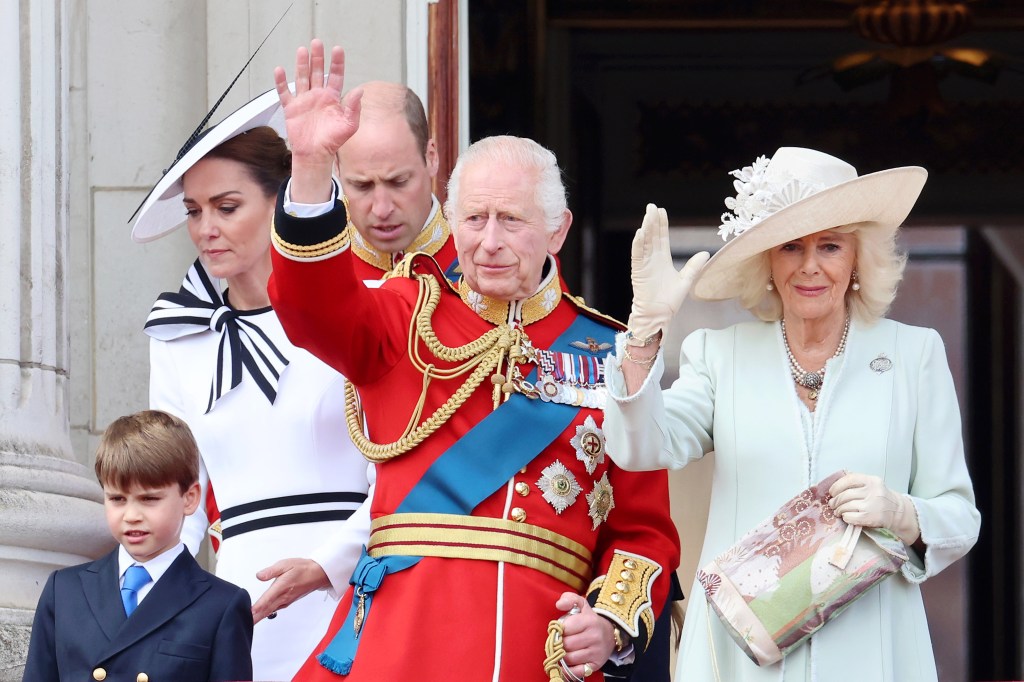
[850,0,975,47]
[813,0,1002,118]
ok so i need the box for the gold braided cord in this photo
[345,274,524,463]
[413,276,511,363]
[398,362,433,439]
[408,275,506,378]
[544,619,567,680]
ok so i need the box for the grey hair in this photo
[444,135,567,233]
[736,224,907,324]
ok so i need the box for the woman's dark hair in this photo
[205,126,291,198]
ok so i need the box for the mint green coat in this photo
[603,318,980,682]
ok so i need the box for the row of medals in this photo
[524,342,607,409]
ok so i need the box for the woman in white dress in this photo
[132,91,370,681]
[602,147,980,681]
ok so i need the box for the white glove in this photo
[829,473,921,545]
[627,204,709,342]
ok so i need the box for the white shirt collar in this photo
[425,195,440,227]
[118,542,185,584]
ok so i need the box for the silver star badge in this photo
[537,460,583,514]
[570,415,606,475]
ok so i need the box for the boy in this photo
[23,410,253,682]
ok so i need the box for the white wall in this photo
[69,0,410,465]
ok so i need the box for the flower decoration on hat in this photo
[719,154,825,242]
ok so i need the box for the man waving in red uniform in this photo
[269,40,680,681]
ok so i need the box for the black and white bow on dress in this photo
[144,259,288,413]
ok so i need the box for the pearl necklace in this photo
[780,315,850,400]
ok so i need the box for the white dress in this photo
[602,318,980,682]
[149,300,370,682]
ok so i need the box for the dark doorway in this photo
[469,3,1024,680]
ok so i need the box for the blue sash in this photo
[318,310,615,675]
[442,257,462,285]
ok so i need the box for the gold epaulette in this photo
[271,216,350,260]
[563,292,626,332]
[588,550,662,649]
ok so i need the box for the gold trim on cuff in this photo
[590,550,662,645]
[271,217,350,259]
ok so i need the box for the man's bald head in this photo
[359,81,430,158]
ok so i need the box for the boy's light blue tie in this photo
[121,565,152,617]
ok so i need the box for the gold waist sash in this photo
[368,513,593,592]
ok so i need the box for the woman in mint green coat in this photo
[602,147,980,681]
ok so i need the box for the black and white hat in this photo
[130,87,287,243]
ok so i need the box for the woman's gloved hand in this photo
[626,203,709,344]
[829,473,921,545]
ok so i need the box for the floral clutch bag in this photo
[697,470,909,667]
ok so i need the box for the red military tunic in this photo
[194,194,456,565]
[270,200,679,681]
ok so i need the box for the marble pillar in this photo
[2,0,416,677]
[0,0,113,679]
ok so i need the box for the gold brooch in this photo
[569,337,613,355]
[587,472,616,530]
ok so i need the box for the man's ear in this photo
[547,209,573,255]
[183,482,202,515]
[425,139,440,179]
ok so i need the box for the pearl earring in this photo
[851,271,861,292]
[766,275,774,292]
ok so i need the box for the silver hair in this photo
[444,135,567,233]
[736,223,907,324]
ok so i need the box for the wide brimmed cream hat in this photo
[691,147,927,301]
[130,86,287,243]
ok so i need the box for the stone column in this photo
[0,1,112,679]
[0,1,416,677]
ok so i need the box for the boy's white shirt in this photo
[118,542,186,606]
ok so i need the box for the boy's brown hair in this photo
[94,410,199,493]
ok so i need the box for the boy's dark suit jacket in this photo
[23,547,253,682]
